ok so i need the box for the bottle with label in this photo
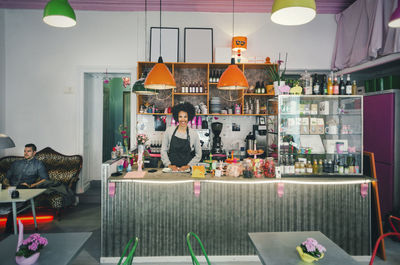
[352,80,357,95]
[313,159,319,174]
[333,75,339,95]
[346,74,352,95]
[339,75,345,95]
[313,74,320,95]
[321,75,327,95]
[334,155,339,173]
[327,76,333,95]
[306,161,313,174]
[338,158,344,174]
[318,159,323,173]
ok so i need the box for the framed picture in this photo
[184,28,213,63]
[150,27,179,62]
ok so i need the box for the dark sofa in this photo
[0,147,83,216]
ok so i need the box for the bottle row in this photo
[209,70,223,83]
[280,154,360,175]
[296,73,358,96]
[177,82,207,93]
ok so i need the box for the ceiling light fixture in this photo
[43,0,76,28]
[389,0,400,28]
[271,0,316,26]
[144,0,176,90]
[217,0,249,91]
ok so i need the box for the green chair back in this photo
[186,232,211,265]
[117,237,139,265]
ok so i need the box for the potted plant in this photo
[296,237,326,263]
[266,53,287,95]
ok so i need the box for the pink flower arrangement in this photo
[119,124,130,153]
[16,233,48,258]
[300,238,326,258]
[137,134,148,145]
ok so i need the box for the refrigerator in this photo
[364,90,400,217]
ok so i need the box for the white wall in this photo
[2,9,336,158]
[0,9,5,133]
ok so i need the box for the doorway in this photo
[81,72,131,193]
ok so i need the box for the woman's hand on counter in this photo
[168,165,178,171]
[179,165,190,171]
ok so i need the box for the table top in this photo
[0,189,46,203]
[248,231,359,265]
[0,232,92,265]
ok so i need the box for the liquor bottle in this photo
[346,74,352,95]
[313,159,319,173]
[261,81,266,94]
[306,161,313,174]
[209,70,213,83]
[333,75,339,95]
[339,75,345,95]
[352,80,357,95]
[321,75,327,95]
[255,81,260,94]
[313,74,320,95]
[318,159,323,173]
[327,76,333,95]
[338,158,344,174]
[334,155,339,173]
[327,159,333,173]
[216,70,221,83]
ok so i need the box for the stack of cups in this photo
[210,97,221,114]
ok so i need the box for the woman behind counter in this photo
[161,102,202,171]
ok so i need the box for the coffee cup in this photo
[8,186,16,196]
[325,125,338,134]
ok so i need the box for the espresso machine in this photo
[211,122,226,161]
[252,116,267,158]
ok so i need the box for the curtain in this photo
[331,0,400,70]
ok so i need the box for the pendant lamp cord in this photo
[159,0,162,57]
[145,0,147,61]
[232,0,235,38]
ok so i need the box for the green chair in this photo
[186,232,211,265]
[117,237,139,265]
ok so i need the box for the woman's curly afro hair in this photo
[172,102,195,122]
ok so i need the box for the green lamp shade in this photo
[132,78,158,95]
[43,0,76,28]
[271,0,316,26]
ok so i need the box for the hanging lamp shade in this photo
[271,0,316,26]
[43,0,76,28]
[232,36,247,51]
[132,77,158,95]
[217,58,249,90]
[0,134,15,149]
[389,0,400,28]
[144,57,176,90]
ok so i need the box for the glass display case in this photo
[268,95,363,176]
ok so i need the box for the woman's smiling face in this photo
[178,111,188,127]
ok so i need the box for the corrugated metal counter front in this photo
[101,168,372,259]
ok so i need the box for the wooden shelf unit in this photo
[136,61,277,116]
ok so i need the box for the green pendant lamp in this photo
[43,0,76,28]
[132,75,158,95]
[271,0,316,26]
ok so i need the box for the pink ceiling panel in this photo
[0,0,357,14]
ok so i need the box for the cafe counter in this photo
[101,163,373,262]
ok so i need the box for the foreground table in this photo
[0,232,92,265]
[0,188,46,234]
[248,231,360,265]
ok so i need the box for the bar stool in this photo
[186,232,211,265]
[117,237,139,265]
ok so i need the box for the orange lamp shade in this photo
[144,57,176,90]
[232,36,247,51]
[217,62,249,90]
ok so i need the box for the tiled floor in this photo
[1,183,400,265]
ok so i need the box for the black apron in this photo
[168,127,194,167]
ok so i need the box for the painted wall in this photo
[2,9,337,183]
[0,9,5,134]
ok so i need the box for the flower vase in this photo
[273,81,285,95]
[16,220,41,265]
[296,246,324,263]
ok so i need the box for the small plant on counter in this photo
[266,52,287,85]
[16,233,48,258]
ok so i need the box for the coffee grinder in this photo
[211,122,226,161]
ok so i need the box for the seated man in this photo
[3,143,49,233]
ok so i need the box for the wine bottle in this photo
[339,75,345,95]
[333,75,339,95]
[327,76,333,95]
[352,80,357,95]
[313,74,320,95]
[346,75,352,95]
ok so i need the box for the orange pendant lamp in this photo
[217,0,249,91]
[218,58,249,90]
[144,0,176,90]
